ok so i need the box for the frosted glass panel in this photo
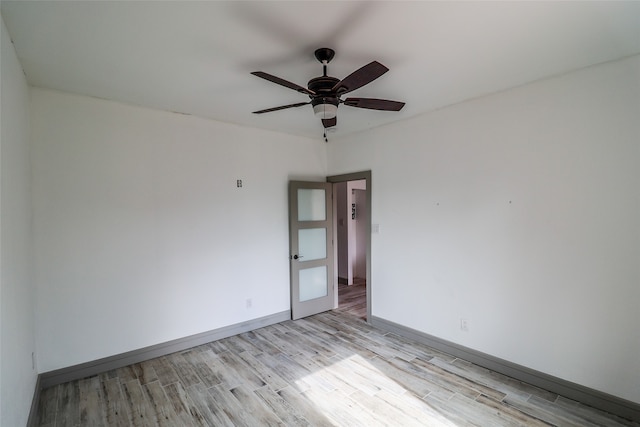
[298,228,326,261]
[298,189,326,221]
[299,266,328,302]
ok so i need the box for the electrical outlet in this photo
[237,179,243,188]
[246,298,252,308]
[460,318,469,332]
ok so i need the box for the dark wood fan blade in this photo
[331,61,388,95]
[251,71,315,96]
[322,117,337,128]
[252,102,310,114]
[343,97,405,111]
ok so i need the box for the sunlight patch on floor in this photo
[298,353,461,426]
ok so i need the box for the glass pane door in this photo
[289,182,334,320]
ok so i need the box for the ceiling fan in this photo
[251,48,405,135]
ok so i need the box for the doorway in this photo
[327,171,371,322]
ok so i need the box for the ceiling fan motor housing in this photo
[308,76,340,108]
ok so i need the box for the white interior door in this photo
[289,181,335,320]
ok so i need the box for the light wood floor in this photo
[337,281,367,320]
[34,310,637,426]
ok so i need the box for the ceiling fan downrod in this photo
[314,48,335,78]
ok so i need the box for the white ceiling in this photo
[2,1,640,141]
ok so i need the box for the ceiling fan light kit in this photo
[251,48,405,138]
[313,102,338,119]
[311,98,338,119]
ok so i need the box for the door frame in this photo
[327,171,372,323]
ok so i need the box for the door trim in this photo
[327,171,372,323]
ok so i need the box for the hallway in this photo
[337,281,366,320]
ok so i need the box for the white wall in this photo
[337,180,367,285]
[349,180,367,281]
[31,88,326,372]
[328,55,640,403]
[0,14,37,427]
[336,181,348,281]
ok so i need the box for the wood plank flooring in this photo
[35,310,638,426]
[337,282,367,320]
